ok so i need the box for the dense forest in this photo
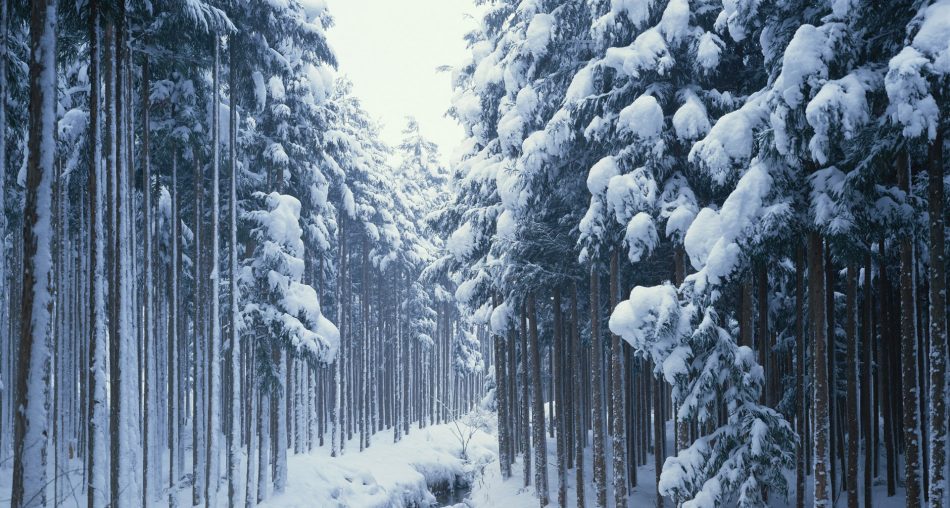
[0,0,948,507]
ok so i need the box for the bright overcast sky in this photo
[326,0,474,164]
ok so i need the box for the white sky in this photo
[326,0,474,164]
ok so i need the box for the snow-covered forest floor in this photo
[0,417,494,508]
[0,398,917,508]
[261,421,495,508]
[0,405,916,508]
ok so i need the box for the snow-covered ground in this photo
[0,413,911,507]
[260,421,496,508]
[468,418,909,508]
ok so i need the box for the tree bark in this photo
[227,39,243,508]
[608,252,628,507]
[879,240,897,496]
[141,51,153,507]
[846,265,859,508]
[795,243,805,508]
[11,1,56,505]
[590,266,607,507]
[492,294,511,477]
[927,125,946,508]
[809,232,831,507]
[553,286,567,508]
[86,1,109,505]
[861,252,873,508]
[528,293,549,506]
[898,153,923,508]
[572,282,585,508]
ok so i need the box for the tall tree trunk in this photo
[609,252,628,507]
[275,350,288,492]
[861,252,873,508]
[572,282,585,508]
[141,52,153,507]
[879,240,897,496]
[332,216,345,457]
[490,297,511,478]
[846,265,859,508]
[528,293,549,506]
[674,246,688,456]
[105,16,122,507]
[0,0,6,464]
[169,150,180,508]
[86,1,109,505]
[11,1,56,505]
[205,36,222,508]
[927,125,946,508]
[553,286,567,508]
[809,232,831,507]
[795,243,806,508]
[520,305,532,487]
[227,40,243,508]
[590,266,607,507]
[898,153,923,508]
[245,356,257,507]
[193,153,204,507]
[652,362,663,508]
[756,263,769,405]
[826,239,840,500]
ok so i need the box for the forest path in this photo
[259,421,495,507]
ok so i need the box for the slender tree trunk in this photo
[652,361,664,508]
[795,243,806,508]
[572,282,585,508]
[879,239,897,496]
[591,266,607,507]
[846,265,859,508]
[609,252,628,507]
[275,350,288,492]
[927,126,946,508]
[245,357,257,507]
[333,216,345,457]
[898,154,923,508]
[141,51,153,508]
[193,153,204,507]
[204,36,222,508]
[553,287,567,508]
[520,305,532,487]
[11,1,57,505]
[87,1,109,505]
[104,16,122,507]
[169,150,180,508]
[0,0,6,465]
[674,246,689,456]
[862,252,873,508]
[528,294,548,506]
[756,263,768,405]
[809,232,831,507]
[227,40,243,508]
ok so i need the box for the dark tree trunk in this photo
[795,243,806,508]
[528,294,549,506]
[553,286,567,508]
[879,239,896,497]
[927,126,946,508]
[572,282,585,508]
[492,294,512,478]
[898,154,922,508]
[609,252,628,507]
[590,266,607,508]
[11,1,56,505]
[862,251,873,508]
[846,265,859,508]
[809,232,831,506]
